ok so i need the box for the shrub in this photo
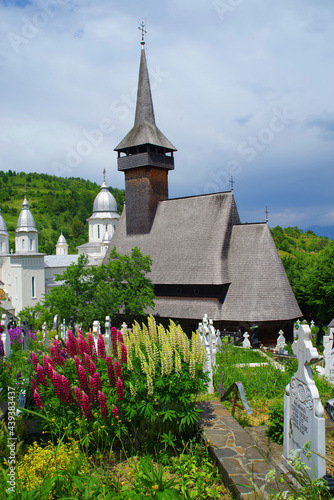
[266,400,284,444]
[16,440,90,495]
[23,316,208,451]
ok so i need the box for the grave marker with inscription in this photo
[324,331,334,383]
[283,324,326,478]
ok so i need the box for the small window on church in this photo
[97,225,100,239]
[32,276,36,298]
[30,239,33,251]
[22,239,25,250]
[106,224,108,232]
[0,242,2,252]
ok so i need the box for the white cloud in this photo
[0,0,333,228]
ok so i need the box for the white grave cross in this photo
[283,324,326,478]
[242,332,251,349]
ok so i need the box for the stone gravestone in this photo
[316,323,325,347]
[283,323,326,478]
[1,313,11,357]
[92,320,100,348]
[199,315,213,393]
[42,322,49,349]
[250,325,260,349]
[276,330,287,354]
[53,314,59,338]
[323,333,334,384]
[105,316,111,351]
[294,319,300,340]
[70,316,75,336]
[22,319,29,351]
[242,332,251,349]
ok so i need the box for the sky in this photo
[0,0,333,229]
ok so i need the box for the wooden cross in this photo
[138,22,147,46]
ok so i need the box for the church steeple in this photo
[115,29,176,235]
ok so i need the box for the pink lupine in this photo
[81,391,93,420]
[31,376,38,393]
[83,352,91,367]
[87,334,97,361]
[74,386,83,417]
[33,389,44,409]
[78,334,90,358]
[44,362,53,379]
[106,356,115,386]
[93,372,102,392]
[120,344,127,364]
[114,359,122,379]
[111,327,118,357]
[117,330,123,344]
[97,334,106,360]
[89,375,98,403]
[112,405,119,418]
[77,328,82,335]
[98,391,108,419]
[66,331,78,358]
[61,375,74,404]
[88,359,96,376]
[77,364,89,394]
[116,377,124,401]
[52,370,66,402]
[74,355,81,370]
[31,352,39,371]
[36,364,48,387]
[43,354,54,369]
[50,340,64,366]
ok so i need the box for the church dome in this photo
[16,195,37,232]
[57,233,67,244]
[0,209,8,234]
[93,171,118,213]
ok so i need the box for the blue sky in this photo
[0,0,333,228]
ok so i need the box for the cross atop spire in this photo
[103,168,106,183]
[138,22,147,46]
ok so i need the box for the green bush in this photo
[266,400,284,444]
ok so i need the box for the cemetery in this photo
[1,311,334,499]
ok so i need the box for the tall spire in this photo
[114,33,176,235]
[114,34,176,152]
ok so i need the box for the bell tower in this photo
[114,24,176,235]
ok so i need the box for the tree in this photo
[283,241,334,324]
[41,248,155,329]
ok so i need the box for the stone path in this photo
[199,400,286,500]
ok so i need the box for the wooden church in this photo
[105,39,302,341]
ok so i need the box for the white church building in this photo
[0,171,119,317]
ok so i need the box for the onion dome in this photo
[57,232,67,244]
[0,209,8,234]
[16,194,37,232]
[93,169,118,214]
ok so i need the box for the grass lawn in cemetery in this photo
[213,341,334,478]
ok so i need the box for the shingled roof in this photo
[221,223,302,322]
[105,192,301,322]
[106,191,240,285]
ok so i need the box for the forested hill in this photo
[270,225,330,257]
[270,226,334,324]
[0,170,124,254]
